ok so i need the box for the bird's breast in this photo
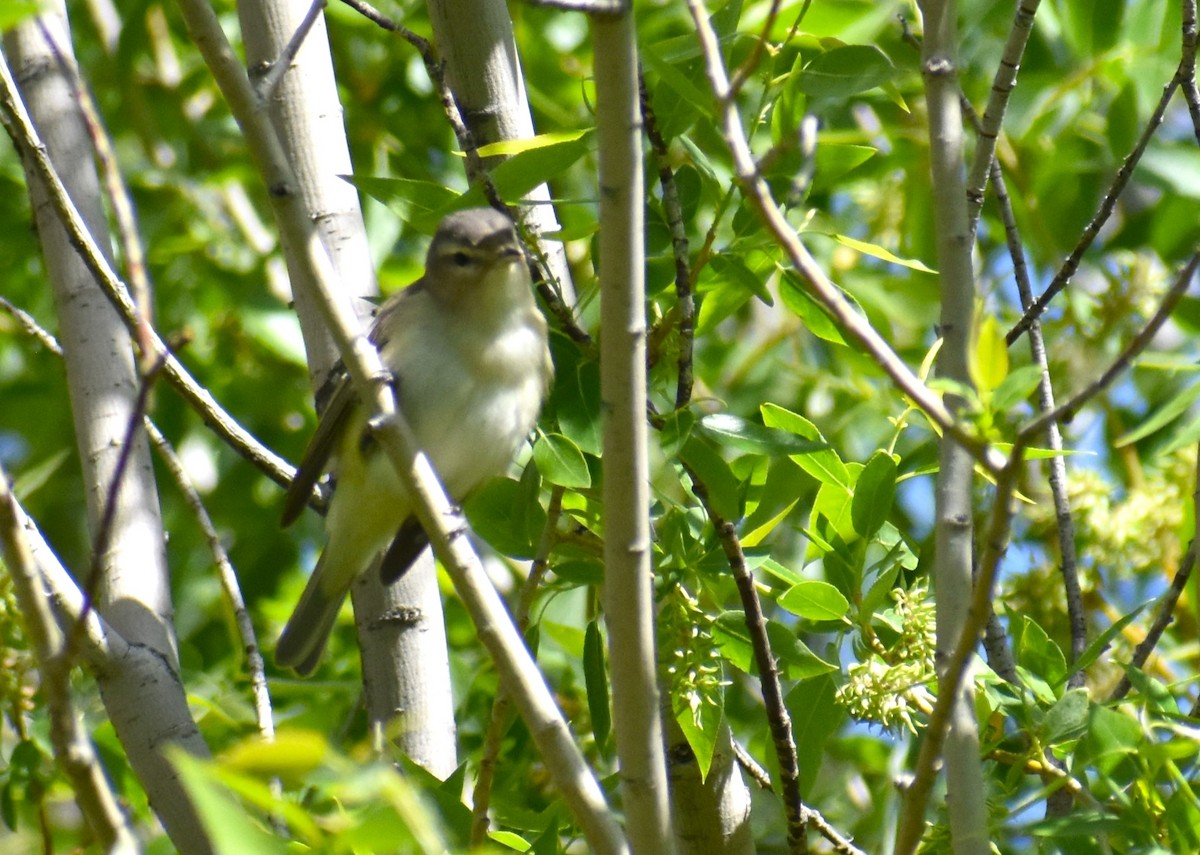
[400,313,549,497]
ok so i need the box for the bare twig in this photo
[0,469,137,852]
[35,18,157,365]
[470,486,565,847]
[684,467,807,854]
[1007,63,1185,345]
[252,0,328,99]
[638,71,694,409]
[684,0,1003,475]
[964,0,1041,230]
[963,95,1087,678]
[1108,447,1200,702]
[0,297,63,355]
[1180,0,1200,144]
[727,0,784,96]
[0,56,312,500]
[144,423,275,740]
[1018,252,1200,442]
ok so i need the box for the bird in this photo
[276,207,554,675]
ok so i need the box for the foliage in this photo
[1,0,1199,852]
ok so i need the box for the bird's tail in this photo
[276,554,351,676]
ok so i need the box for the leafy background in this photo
[2,0,1199,851]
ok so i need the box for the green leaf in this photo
[991,364,1045,413]
[641,47,717,118]
[464,477,545,559]
[680,435,741,521]
[1042,688,1091,746]
[811,144,877,191]
[220,729,327,784]
[787,676,843,794]
[714,610,836,679]
[1012,615,1068,689]
[850,451,896,539]
[757,557,807,586]
[488,133,592,202]
[794,45,894,99]
[673,689,723,783]
[170,751,290,855]
[761,403,850,487]
[1114,380,1200,447]
[712,610,755,673]
[532,432,591,488]
[1077,704,1142,775]
[810,479,857,545]
[584,621,611,749]
[695,413,827,457]
[345,176,459,219]
[474,130,589,158]
[777,580,850,622]
[708,253,774,305]
[830,233,935,273]
[1063,603,1148,686]
[778,273,847,344]
[970,314,1009,394]
[768,622,838,680]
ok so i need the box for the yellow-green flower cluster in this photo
[0,571,36,719]
[836,586,936,734]
[660,584,727,726]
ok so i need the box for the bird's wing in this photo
[280,282,427,527]
[379,516,429,584]
[280,369,357,527]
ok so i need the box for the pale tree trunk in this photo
[3,6,211,852]
[235,0,457,775]
[426,0,574,293]
[916,1,990,853]
[665,715,755,855]
[594,9,676,855]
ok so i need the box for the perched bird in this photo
[277,207,553,675]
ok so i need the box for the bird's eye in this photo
[451,251,472,267]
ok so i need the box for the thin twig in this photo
[727,0,784,96]
[1108,447,1200,702]
[964,0,1041,231]
[0,470,137,852]
[252,0,328,99]
[470,486,565,847]
[0,297,63,355]
[968,102,1086,678]
[638,71,694,409]
[36,18,157,366]
[1007,63,1185,345]
[144,423,276,740]
[0,57,313,501]
[72,351,169,658]
[1181,0,1200,145]
[684,466,808,854]
[1018,252,1200,442]
[522,0,626,13]
[684,0,1004,476]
